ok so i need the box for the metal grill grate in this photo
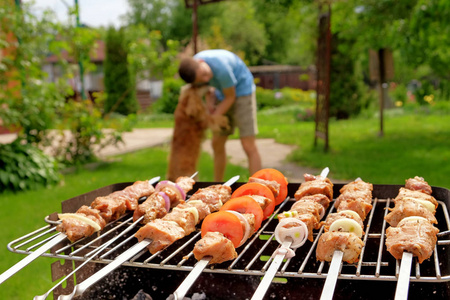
[6,183,450,299]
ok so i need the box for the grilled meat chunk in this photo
[316,231,364,264]
[249,177,281,198]
[385,217,439,263]
[189,184,232,211]
[336,199,373,221]
[57,206,106,243]
[385,198,437,227]
[395,188,438,209]
[405,176,432,195]
[133,193,168,224]
[162,206,198,235]
[193,232,237,265]
[90,196,127,223]
[135,219,186,254]
[295,174,333,201]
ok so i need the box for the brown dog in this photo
[167,84,229,181]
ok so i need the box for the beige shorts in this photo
[218,92,258,137]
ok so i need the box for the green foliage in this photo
[329,33,373,119]
[0,141,60,192]
[153,78,185,114]
[104,27,138,115]
[126,26,180,80]
[256,87,315,111]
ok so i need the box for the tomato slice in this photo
[201,211,244,248]
[220,196,264,231]
[251,168,288,205]
[231,182,275,219]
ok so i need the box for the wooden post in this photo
[192,0,198,54]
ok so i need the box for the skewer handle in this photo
[0,233,67,285]
[320,250,343,300]
[172,257,211,300]
[58,240,151,300]
[395,252,413,300]
[251,240,292,300]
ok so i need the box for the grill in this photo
[7,182,450,300]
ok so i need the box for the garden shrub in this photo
[0,142,60,192]
[104,26,138,116]
[255,87,315,111]
[153,78,185,114]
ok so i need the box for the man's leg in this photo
[240,135,262,176]
[212,134,228,182]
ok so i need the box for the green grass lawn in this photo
[1,104,449,299]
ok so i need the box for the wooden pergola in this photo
[184,0,226,54]
[184,0,333,151]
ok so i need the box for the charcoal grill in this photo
[6,182,450,300]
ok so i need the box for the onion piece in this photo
[226,210,251,247]
[318,205,325,219]
[155,180,186,202]
[173,207,199,224]
[275,217,308,249]
[58,213,101,232]
[158,192,170,212]
[403,197,436,213]
[329,218,363,238]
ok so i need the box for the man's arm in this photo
[213,86,235,116]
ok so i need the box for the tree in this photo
[104,26,139,115]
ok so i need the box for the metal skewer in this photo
[395,252,413,300]
[320,250,344,300]
[57,175,240,300]
[0,176,161,286]
[33,215,144,300]
[250,167,330,300]
[319,176,373,300]
[172,256,212,300]
[35,173,200,300]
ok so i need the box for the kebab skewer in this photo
[384,176,439,300]
[57,175,240,300]
[0,175,166,286]
[172,168,288,300]
[33,173,197,300]
[318,177,374,300]
[251,167,331,300]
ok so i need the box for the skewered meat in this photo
[135,184,232,254]
[385,197,437,227]
[334,180,373,209]
[133,193,168,224]
[190,184,232,211]
[294,174,333,201]
[322,210,364,233]
[91,196,127,223]
[395,187,438,209]
[300,194,331,210]
[405,176,432,195]
[317,178,373,264]
[133,176,195,224]
[248,177,280,198]
[336,198,373,221]
[57,206,106,243]
[248,195,273,214]
[385,216,439,263]
[135,219,186,254]
[316,232,364,264]
[192,232,237,264]
[163,206,198,235]
[277,173,332,243]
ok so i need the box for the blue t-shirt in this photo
[194,49,255,100]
